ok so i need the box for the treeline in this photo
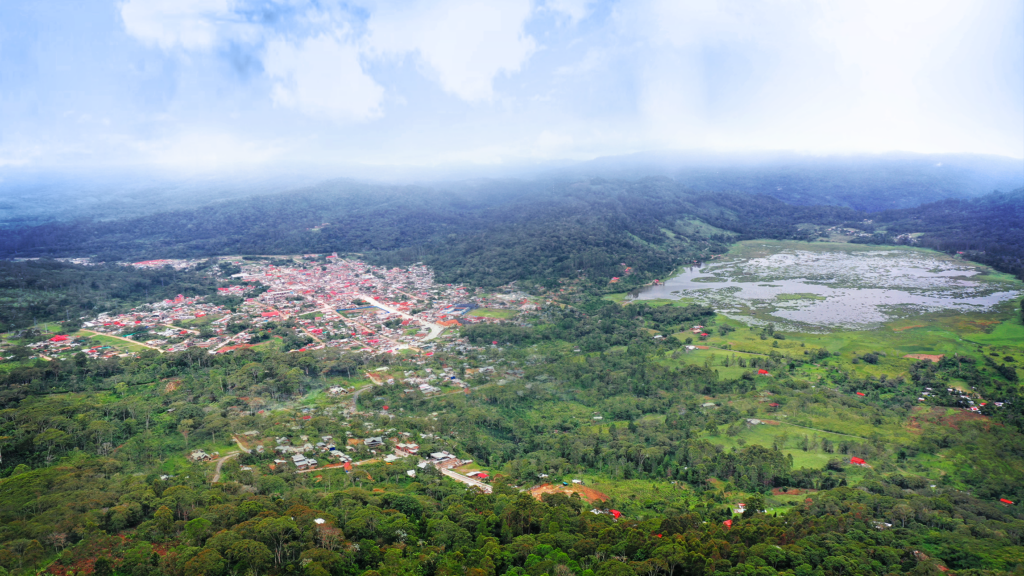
[852,188,1024,280]
[0,259,223,331]
[3,453,1023,575]
[464,300,715,352]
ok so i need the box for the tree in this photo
[34,428,70,460]
[184,518,213,546]
[255,516,297,566]
[178,419,195,449]
[743,494,765,518]
[94,556,114,576]
[155,505,175,536]
[183,548,226,576]
[228,540,273,576]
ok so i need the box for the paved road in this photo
[211,452,240,483]
[359,295,446,341]
[161,323,200,335]
[441,468,492,493]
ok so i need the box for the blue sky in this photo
[1,0,1021,172]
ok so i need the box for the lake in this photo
[628,242,1023,331]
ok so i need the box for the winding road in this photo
[210,451,240,483]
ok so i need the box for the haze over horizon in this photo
[1,0,1022,174]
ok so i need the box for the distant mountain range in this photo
[1,152,1020,228]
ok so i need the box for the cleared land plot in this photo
[530,483,610,503]
[468,308,518,319]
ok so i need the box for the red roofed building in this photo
[850,457,866,466]
[757,369,770,376]
[723,520,732,528]
[1000,498,1014,505]
[610,509,621,520]
[49,335,69,342]
[856,392,866,396]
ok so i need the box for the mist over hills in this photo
[1,152,1020,229]
[560,152,1024,211]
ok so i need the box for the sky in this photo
[0,0,1022,173]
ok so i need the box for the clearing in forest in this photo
[530,483,609,503]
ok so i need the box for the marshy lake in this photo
[629,241,1023,331]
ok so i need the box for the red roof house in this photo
[610,509,621,520]
[1000,498,1014,505]
[850,457,866,465]
[49,335,69,342]
[856,392,866,396]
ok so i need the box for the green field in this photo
[467,308,518,319]
[80,333,154,353]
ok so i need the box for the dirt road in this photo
[211,452,239,483]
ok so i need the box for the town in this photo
[37,254,538,359]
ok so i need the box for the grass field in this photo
[81,333,153,353]
[655,302,1024,386]
[468,308,518,319]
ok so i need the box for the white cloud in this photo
[264,33,385,122]
[120,0,240,50]
[368,0,536,102]
[535,130,575,155]
[134,131,285,170]
[544,0,593,23]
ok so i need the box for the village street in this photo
[358,295,446,341]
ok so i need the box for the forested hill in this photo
[565,152,1024,212]
[853,188,1024,280]
[0,178,860,289]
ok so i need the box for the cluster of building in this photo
[75,254,534,358]
[20,334,123,361]
[271,434,352,470]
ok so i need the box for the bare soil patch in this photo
[909,406,993,430]
[903,354,944,362]
[530,483,609,503]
